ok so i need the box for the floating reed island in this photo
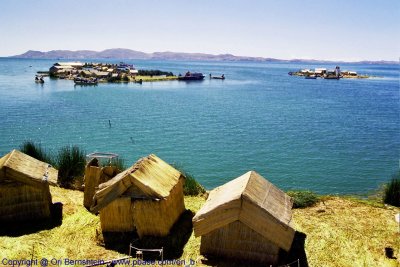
[288,66,372,79]
[44,61,178,84]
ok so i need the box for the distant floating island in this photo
[288,66,373,79]
[39,61,212,85]
[46,61,178,84]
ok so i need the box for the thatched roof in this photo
[91,154,182,213]
[193,171,295,251]
[0,150,58,186]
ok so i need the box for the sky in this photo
[0,0,399,61]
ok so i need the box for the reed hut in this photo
[192,171,295,265]
[0,149,58,223]
[91,154,185,238]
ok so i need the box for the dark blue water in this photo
[0,58,398,194]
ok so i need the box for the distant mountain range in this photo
[10,48,397,64]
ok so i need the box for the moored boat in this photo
[35,75,44,83]
[74,77,98,85]
[178,71,205,81]
[211,74,225,80]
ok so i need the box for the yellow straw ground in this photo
[0,187,399,267]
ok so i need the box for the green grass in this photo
[19,142,87,189]
[19,141,54,165]
[287,190,319,208]
[172,166,206,196]
[57,145,86,188]
[171,164,206,196]
[183,174,206,196]
[383,171,400,207]
[292,196,400,267]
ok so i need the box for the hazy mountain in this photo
[16,50,98,59]
[10,49,397,64]
[96,48,150,59]
[12,49,276,61]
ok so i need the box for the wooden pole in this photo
[83,165,101,209]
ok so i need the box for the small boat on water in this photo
[178,71,205,81]
[35,75,44,83]
[210,74,225,80]
[74,77,98,85]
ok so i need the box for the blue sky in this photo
[0,0,399,61]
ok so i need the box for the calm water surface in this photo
[0,58,398,194]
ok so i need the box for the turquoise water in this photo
[0,58,398,194]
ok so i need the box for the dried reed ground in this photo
[0,187,399,267]
[292,197,400,267]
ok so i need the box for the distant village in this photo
[39,61,227,85]
[46,61,176,85]
[289,66,370,79]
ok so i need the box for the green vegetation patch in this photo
[183,174,206,196]
[20,141,54,165]
[172,165,206,196]
[138,69,174,76]
[287,190,319,208]
[57,145,86,188]
[383,171,400,207]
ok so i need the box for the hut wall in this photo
[84,164,119,209]
[200,220,280,264]
[240,198,295,251]
[100,177,185,237]
[84,166,102,209]
[192,198,241,237]
[100,197,135,232]
[132,177,185,237]
[0,182,52,223]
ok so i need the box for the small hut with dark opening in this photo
[192,171,295,265]
[83,157,120,209]
[0,149,58,223]
[91,154,185,238]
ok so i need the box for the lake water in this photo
[0,58,398,194]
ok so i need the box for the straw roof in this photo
[193,171,295,251]
[91,154,182,213]
[0,150,58,186]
